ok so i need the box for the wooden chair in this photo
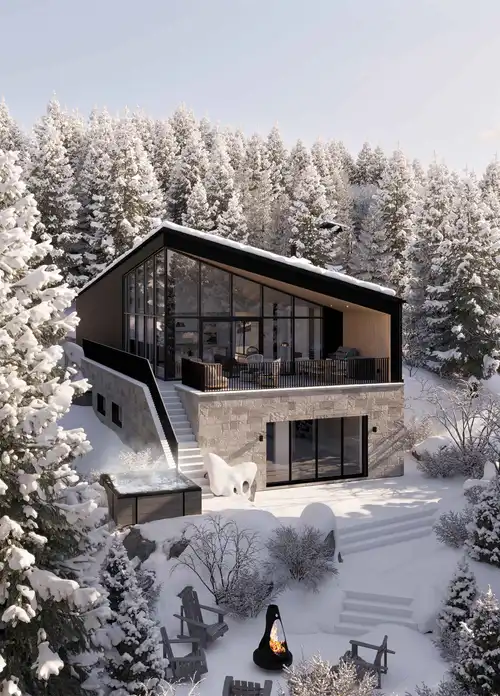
[342,635,395,689]
[174,585,229,649]
[222,676,273,696]
[160,626,208,683]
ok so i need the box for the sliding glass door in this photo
[266,416,368,486]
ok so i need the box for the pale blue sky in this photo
[1,0,500,171]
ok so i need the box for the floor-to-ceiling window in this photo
[123,248,325,379]
[266,416,368,485]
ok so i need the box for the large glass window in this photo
[317,418,342,478]
[233,276,261,316]
[145,258,154,313]
[136,264,145,314]
[263,318,292,361]
[201,264,230,315]
[343,417,363,475]
[155,251,165,315]
[166,318,199,379]
[201,321,231,362]
[233,320,260,356]
[294,318,322,359]
[167,251,199,315]
[127,271,136,313]
[291,420,316,481]
[263,287,292,317]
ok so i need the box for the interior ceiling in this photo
[191,255,382,315]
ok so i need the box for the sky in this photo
[1,0,500,172]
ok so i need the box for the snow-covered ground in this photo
[67,367,500,694]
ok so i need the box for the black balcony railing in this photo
[82,340,178,463]
[181,356,390,392]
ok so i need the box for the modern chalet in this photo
[75,221,405,495]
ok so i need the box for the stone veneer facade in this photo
[177,382,405,490]
[81,358,165,460]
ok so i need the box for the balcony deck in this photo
[180,356,391,393]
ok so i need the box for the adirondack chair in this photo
[342,634,395,689]
[174,585,229,649]
[160,626,208,683]
[222,676,273,696]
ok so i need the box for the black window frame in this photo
[97,393,106,416]
[111,402,122,428]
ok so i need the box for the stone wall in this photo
[81,358,167,461]
[176,383,405,490]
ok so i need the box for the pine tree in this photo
[406,161,456,366]
[353,142,374,185]
[266,126,289,253]
[0,100,27,164]
[465,477,500,567]
[130,109,155,158]
[429,173,500,379]
[412,158,426,187]
[167,125,209,224]
[368,149,418,296]
[346,183,378,278]
[28,111,81,284]
[149,119,178,200]
[46,98,87,176]
[480,158,500,228]
[217,189,248,242]
[242,134,273,249]
[168,104,197,153]
[97,117,165,262]
[288,163,336,267]
[327,140,356,182]
[285,139,313,196]
[0,150,102,696]
[77,108,116,279]
[183,178,213,231]
[199,115,217,151]
[452,587,500,695]
[436,557,477,660]
[101,538,164,695]
[225,128,247,185]
[205,132,236,224]
[370,146,387,184]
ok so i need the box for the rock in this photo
[482,460,498,481]
[167,538,190,559]
[123,527,156,563]
[204,452,258,498]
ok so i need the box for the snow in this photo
[106,470,194,495]
[78,220,399,298]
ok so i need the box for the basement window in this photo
[97,393,106,416]
[112,402,122,428]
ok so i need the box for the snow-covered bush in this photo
[406,678,467,696]
[463,483,485,506]
[100,537,165,695]
[403,415,433,450]
[433,509,472,548]
[279,654,376,696]
[417,444,484,479]
[435,557,477,660]
[451,587,500,695]
[137,565,162,613]
[172,514,262,605]
[265,524,337,592]
[217,567,285,619]
[0,150,104,696]
[464,477,500,567]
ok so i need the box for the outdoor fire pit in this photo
[253,605,293,671]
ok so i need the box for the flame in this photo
[269,623,286,654]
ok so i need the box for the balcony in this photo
[180,356,390,393]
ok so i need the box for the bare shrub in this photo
[217,568,285,619]
[405,677,468,696]
[265,525,337,592]
[171,514,262,605]
[463,484,485,506]
[433,510,472,548]
[417,444,484,479]
[278,654,376,696]
[403,415,434,450]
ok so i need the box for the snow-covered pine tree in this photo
[167,125,209,224]
[480,157,500,229]
[101,538,164,695]
[183,178,214,231]
[465,476,500,567]
[225,128,247,185]
[28,110,82,284]
[168,104,197,153]
[96,117,165,263]
[46,98,87,176]
[0,149,102,696]
[412,158,426,187]
[149,119,178,200]
[345,183,377,278]
[205,132,236,225]
[77,107,117,279]
[285,139,313,197]
[327,140,356,182]
[130,109,156,158]
[429,173,500,379]
[242,133,273,249]
[353,142,374,185]
[436,557,478,660]
[370,146,387,185]
[288,163,336,267]
[199,115,217,152]
[368,148,418,296]
[452,586,500,695]
[406,161,456,367]
[266,126,289,252]
[217,189,248,243]
[0,100,28,165]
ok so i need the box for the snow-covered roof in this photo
[79,220,398,298]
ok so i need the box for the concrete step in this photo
[339,611,418,630]
[341,506,438,538]
[343,600,413,619]
[333,623,368,637]
[181,465,205,476]
[344,590,413,607]
[341,517,434,546]
[342,525,433,556]
[173,426,194,436]
[169,414,190,423]
[177,435,198,444]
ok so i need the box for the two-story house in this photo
[75,221,405,495]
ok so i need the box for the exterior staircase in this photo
[334,590,417,637]
[340,504,438,556]
[156,381,212,499]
